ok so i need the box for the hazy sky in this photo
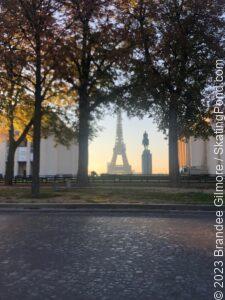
[89,110,168,174]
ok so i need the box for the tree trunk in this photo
[31,36,42,197]
[5,139,16,186]
[168,106,180,186]
[31,102,42,197]
[4,116,33,186]
[77,96,89,186]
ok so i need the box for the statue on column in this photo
[142,131,149,150]
[142,132,152,175]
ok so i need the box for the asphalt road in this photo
[0,211,214,300]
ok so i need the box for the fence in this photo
[0,174,218,186]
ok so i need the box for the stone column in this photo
[14,149,19,176]
[201,140,208,173]
[142,149,152,175]
[186,138,191,168]
[26,142,31,176]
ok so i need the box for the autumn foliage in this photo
[0,0,224,193]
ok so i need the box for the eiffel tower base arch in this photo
[107,110,132,174]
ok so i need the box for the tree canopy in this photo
[0,0,224,191]
[116,0,225,183]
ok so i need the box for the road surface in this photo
[0,211,214,300]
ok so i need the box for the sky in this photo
[89,110,169,174]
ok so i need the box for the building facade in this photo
[178,135,225,175]
[0,136,78,177]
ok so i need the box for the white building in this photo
[178,135,225,175]
[0,136,78,177]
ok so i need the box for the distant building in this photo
[178,135,225,175]
[0,135,78,177]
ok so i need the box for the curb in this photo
[0,203,221,212]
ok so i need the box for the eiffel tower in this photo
[107,110,132,174]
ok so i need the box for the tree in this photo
[0,92,34,185]
[117,0,224,184]
[1,0,61,195]
[58,0,123,186]
[0,6,34,185]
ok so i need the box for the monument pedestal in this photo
[142,149,152,175]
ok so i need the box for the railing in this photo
[0,174,219,186]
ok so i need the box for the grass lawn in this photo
[0,186,213,205]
